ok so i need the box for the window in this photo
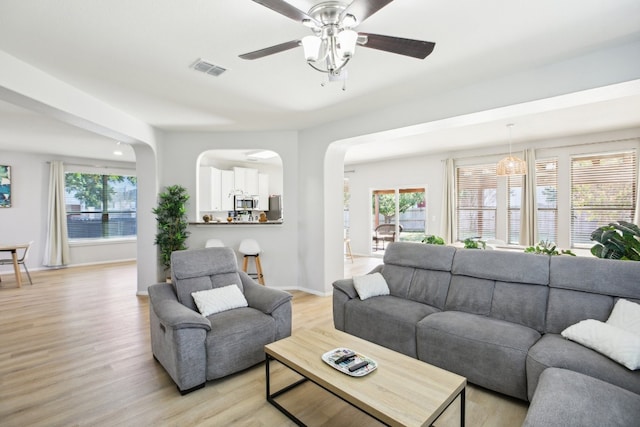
[536,158,558,243]
[65,173,137,239]
[457,164,497,240]
[570,151,637,246]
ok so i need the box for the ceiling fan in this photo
[239,0,436,77]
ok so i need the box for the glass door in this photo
[371,187,426,253]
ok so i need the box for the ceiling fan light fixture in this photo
[302,35,322,61]
[337,29,358,58]
[342,13,357,28]
[301,18,317,28]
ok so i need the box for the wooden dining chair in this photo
[0,241,33,285]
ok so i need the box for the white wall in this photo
[0,150,137,278]
[346,154,446,256]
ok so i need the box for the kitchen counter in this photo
[189,220,283,226]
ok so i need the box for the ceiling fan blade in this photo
[358,33,435,59]
[250,0,315,23]
[239,40,301,60]
[341,0,395,24]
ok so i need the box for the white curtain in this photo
[519,149,538,246]
[635,155,640,225]
[43,161,70,267]
[440,158,456,244]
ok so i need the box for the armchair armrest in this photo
[240,272,292,314]
[148,283,211,331]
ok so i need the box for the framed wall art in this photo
[0,165,11,208]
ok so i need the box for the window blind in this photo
[570,151,637,245]
[457,164,497,240]
[536,158,558,243]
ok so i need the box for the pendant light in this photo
[496,124,527,176]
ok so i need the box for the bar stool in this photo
[205,239,225,248]
[238,238,264,285]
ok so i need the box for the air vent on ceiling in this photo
[192,59,227,77]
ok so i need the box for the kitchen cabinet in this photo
[199,166,222,211]
[220,170,235,211]
[258,173,269,210]
[233,167,259,196]
[200,166,269,213]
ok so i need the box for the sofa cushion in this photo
[383,241,456,271]
[344,295,439,357]
[445,276,494,315]
[171,248,243,311]
[526,333,640,400]
[205,307,275,380]
[416,311,541,400]
[490,281,548,333]
[550,256,640,299]
[452,249,549,285]
[545,288,614,334]
[562,319,640,370]
[523,368,640,427]
[380,264,415,299]
[406,269,451,310]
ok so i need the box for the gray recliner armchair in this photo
[148,247,292,394]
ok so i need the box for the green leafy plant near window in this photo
[153,185,190,272]
[524,240,575,256]
[422,235,445,245]
[463,238,486,249]
[590,221,640,261]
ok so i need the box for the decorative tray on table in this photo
[321,348,377,377]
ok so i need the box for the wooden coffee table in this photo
[265,327,466,426]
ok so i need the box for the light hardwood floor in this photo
[0,259,527,426]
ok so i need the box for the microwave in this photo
[235,196,258,210]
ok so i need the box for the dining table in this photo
[0,243,29,288]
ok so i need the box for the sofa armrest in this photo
[333,278,357,331]
[148,283,211,331]
[333,278,358,299]
[240,272,292,314]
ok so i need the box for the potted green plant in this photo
[590,220,640,261]
[463,238,486,249]
[524,240,575,256]
[422,235,445,245]
[153,185,190,273]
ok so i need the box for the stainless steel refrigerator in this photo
[266,195,282,220]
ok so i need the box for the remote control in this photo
[334,351,356,364]
[348,360,369,372]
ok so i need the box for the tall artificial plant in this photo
[153,185,190,272]
[590,220,640,261]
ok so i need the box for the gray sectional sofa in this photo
[333,242,640,425]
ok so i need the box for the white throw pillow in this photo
[191,285,248,317]
[607,299,640,337]
[561,319,640,370]
[353,272,390,300]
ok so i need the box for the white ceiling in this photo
[0,0,639,165]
